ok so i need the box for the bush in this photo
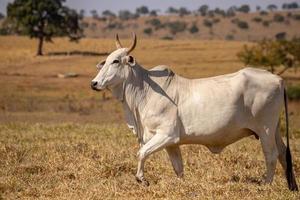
[189,24,199,34]
[262,20,270,27]
[225,34,234,40]
[161,35,173,40]
[287,85,300,100]
[231,18,239,24]
[166,21,187,35]
[143,27,152,35]
[237,39,300,75]
[203,19,213,28]
[293,14,300,20]
[80,22,89,28]
[106,22,123,30]
[260,11,268,15]
[146,18,162,30]
[275,32,286,40]
[212,18,220,24]
[237,21,249,29]
[252,17,262,23]
[273,14,285,23]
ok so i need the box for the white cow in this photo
[91,33,298,191]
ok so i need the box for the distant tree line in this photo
[1,1,300,44]
[67,2,300,21]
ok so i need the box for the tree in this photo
[149,10,158,17]
[178,7,190,17]
[90,10,99,19]
[0,12,4,19]
[143,27,152,35]
[198,5,209,16]
[119,10,135,20]
[267,4,278,12]
[214,8,225,17]
[237,39,300,75]
[102,10,116,18]
[189,24,199,34]
[167,7,178,14]
[226,6,236,17]
[7,0,83,56]
[283,2,299,10]
[79,9,85,19]
[136,6,149,15]
[238,4,250,13]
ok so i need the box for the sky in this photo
[1,0,300,15]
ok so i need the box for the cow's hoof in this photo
[136,176,150,186]
[176,172,184,179]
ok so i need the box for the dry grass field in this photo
[0,36,300,199]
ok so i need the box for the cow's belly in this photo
[178,95,252,147]
[179,126,253,148]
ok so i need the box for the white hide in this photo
[91,47,288,186]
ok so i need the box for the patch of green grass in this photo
[287,85,300,100]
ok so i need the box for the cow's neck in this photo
[123,64,149,112]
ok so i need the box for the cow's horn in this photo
[126,32,137,54]
[115,34,123,49]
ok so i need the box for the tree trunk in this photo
[270,65,274,74]
[37,36,44,56]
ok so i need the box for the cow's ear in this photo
[96,60,105,70]
[125,55,136,67]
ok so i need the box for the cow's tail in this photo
[284,88,298,191]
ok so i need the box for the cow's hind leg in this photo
[259,129,278,184]
[166,145,184,178]
[135,132,179,186]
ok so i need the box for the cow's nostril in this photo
[91,81,98,89]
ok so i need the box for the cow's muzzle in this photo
[91,81,101,91]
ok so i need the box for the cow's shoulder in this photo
[148,65,174,78]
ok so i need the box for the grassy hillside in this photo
[82,10,300,41]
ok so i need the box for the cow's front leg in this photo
[135,132,179,186]
[166,145,184,178]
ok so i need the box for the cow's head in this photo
[91,33,137,91]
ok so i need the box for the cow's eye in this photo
[112,60,119,64]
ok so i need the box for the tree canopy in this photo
[7,0,83,55]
